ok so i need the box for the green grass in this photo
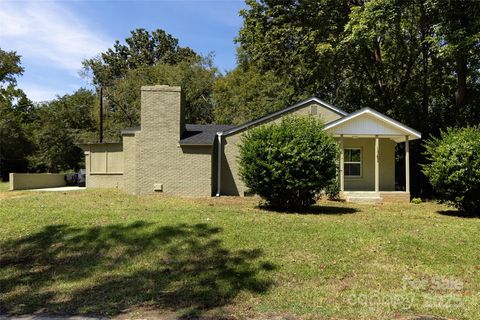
[0,181,8,192]
[0,189,478,319]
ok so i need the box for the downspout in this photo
[216,132,223,197]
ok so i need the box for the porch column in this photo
[405,135,410,193]
[375,135,379,192]
[339,134,344,192]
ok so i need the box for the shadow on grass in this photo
[437,210,479,218]
[257,205,358,215]
[0,221,274,317]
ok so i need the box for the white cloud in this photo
[19,83,63,102]
[0,0,112,72]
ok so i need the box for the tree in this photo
[0,49,24,85]
[237,0,351,103]
[239,116,338,210]
[433,0,480,123]
[82,28,196,88]
[422,127,480,214]
[0,49,34,180]
[213,64,295,125]
[0,91,33,180]
[28,89,97,172]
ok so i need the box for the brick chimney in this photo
[140,85,185,139]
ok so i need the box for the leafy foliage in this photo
[434,0,480,115]
[0,49,34,180]
[28,89,97,172]
[411,197,422,204]
[239,116,338,210]
[422,127,480,213]
[82,28,196,88]
[212,64,294,124]
[325,179,341,201]
[237,0,350,101]
[0,49,24,85]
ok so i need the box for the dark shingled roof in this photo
[179,124,236,145]
[121,125,236,145]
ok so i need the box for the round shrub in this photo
[422,126,480,213]
[239,116,339,210]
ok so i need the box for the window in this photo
[344,148,361,177]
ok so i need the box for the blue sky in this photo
[0,0,246,102]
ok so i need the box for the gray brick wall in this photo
[131,85,212,196]
[87,174,123,189]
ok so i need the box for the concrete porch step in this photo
[345,196,382,204]
[342,192,383,204]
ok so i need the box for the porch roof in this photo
[324,107,421,143]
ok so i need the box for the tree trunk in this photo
[419,0,430,129]
[372,38,389,110]
[454,54,467,120]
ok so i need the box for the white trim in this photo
[344,148,362,178]
[324,108,421,139]
[375,135,380,192]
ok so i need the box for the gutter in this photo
[215,132,223,197]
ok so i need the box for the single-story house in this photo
[80,85,421,202]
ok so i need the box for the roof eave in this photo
[178,142,213,147]
[77,142,123,150]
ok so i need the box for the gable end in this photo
[222,97,348,137]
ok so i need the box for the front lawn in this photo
[0,189,478,319]
[0,181,8,192]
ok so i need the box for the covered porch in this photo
[324,108,421,203]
